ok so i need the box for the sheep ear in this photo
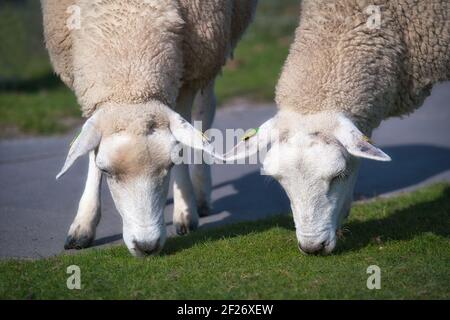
[221,117,276,162]
[56,115,102,180]
[335,115,391,162]
[167,109,224,161]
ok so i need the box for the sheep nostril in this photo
[298,240,329,255]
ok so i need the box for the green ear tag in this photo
[242,128,259,141]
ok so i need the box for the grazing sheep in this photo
[222,0,450,254]
[40,0,257,257]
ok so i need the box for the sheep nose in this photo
[133,239,161,256]
[298,241,327,255]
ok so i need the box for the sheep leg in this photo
[191,80,216,217]
[65,151,102,249]
[172,86,199,235]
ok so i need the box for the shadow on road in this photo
[356,144,450,198]
[211,173,290,223]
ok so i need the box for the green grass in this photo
[215,0,299,102]
[1,183,449,300]
[0,87,80,136]
[0,0,299,136]
[0,1,81,136]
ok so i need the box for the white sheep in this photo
[222,0,450,254]
[41,0,257,256]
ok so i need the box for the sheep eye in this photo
[99,168,112,176]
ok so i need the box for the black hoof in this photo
[175,224,188,236]
[197,203,212,217]
[175,219,198,236]
[64,234,94,250]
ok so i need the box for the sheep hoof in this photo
[64,234,94,250]
[197,203,212,217]
[175,224,188,236]
[175,218,198,236]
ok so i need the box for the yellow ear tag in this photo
[242,128,259,141]
[200,132,211,143]
[362,135,373,144]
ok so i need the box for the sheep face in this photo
[223,111,391,255]
[56,102,221,257]
[262,128,359,255]
[97,132,174,257]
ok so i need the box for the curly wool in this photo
[276,0,450,133]
[40,0,257,117]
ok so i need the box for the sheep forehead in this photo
[266,112,345,173]
[276,111,341,140]
[98,132,172,179]
[96,103,170,136]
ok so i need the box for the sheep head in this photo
[56,101,221,257]
[221,110,391,255]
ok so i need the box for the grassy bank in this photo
[0,183,449,299]
[0,0,299,136]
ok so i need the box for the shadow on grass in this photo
[0,72,63,92]
[162,214,295,256]
[92,214,294,254]
[336,186,450,254]
[161,185,450,256]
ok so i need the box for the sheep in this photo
[40,0,257,257]
[221,0,450,254]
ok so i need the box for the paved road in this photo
[1,82,449,259]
